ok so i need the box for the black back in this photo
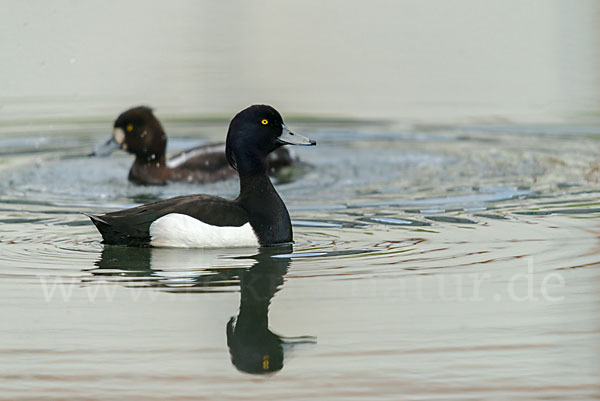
[87,194,248,246]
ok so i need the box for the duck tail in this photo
[83,212,113,243]
[83,212,107,226]
[83,212,150,247]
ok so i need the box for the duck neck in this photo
[135,152,167,165]
[237,168,292,246]
[129,153,169,185]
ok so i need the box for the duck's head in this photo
[227,317,284,374]
[226,105,315,173]
[92,106,167,160]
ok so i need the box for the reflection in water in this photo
[227,246,316,374]
[91,245,315,374]
[91,245,246,292]
[93,245,152,276]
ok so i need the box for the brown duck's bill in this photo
[88,128,126,157]
[277,124,316,146]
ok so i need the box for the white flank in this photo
[149,213,259,248]
[167,144,225,168]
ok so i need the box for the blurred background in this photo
[1,0,599,123]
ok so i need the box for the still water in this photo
[1,117,599,400]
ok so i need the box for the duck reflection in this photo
[227,245,317,374]
[91,244,315,374]
[91,246,247,292]
[92,245,152,275]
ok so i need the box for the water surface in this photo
[2,1,600,398]
[1,118,599,400]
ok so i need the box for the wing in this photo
[167,143,230,172]
[167,143,295,174]
[87,194,249,246]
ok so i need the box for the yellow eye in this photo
[261,119,269,125]
[126,124,134,133]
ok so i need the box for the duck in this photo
[91,106,296,185]
[86,105,316,248]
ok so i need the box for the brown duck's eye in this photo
[261,119,269,125]
[126,124,134,133]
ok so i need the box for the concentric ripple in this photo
[1,120,600,401]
